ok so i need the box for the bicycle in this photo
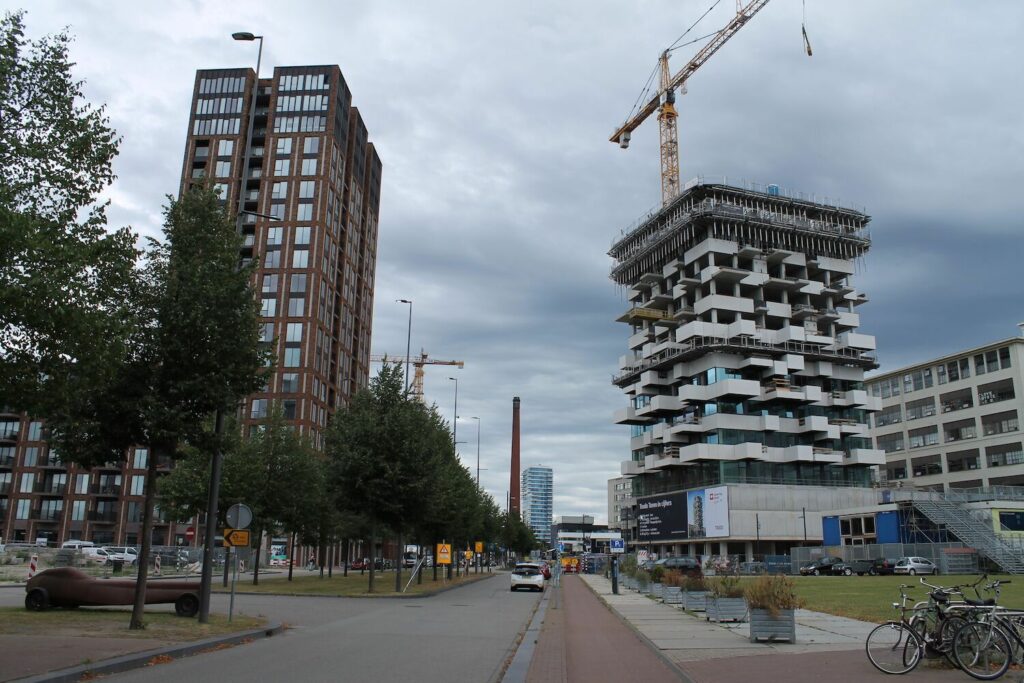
[952,579,1020,681]
[865,584,926,674]
[910,574,987,667]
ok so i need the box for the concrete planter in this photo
[663,586,683,605]
[650,582,664,599]
[706,596,748,623]
[749,608,796,642]
[683,590,708,611]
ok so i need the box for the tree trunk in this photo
[287,531,295,581]
[395,532,402,592]
[222,543,230,587]
[342,537,348,577]
[432,538,438,581]
[252,529,262,585]
[129,445,161,630]
[368,528,376,593]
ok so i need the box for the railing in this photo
[91,484,122,496]
[0,454,14,467]
[88,510,119,523]
[30,507,63,521]
[34,481,67,494]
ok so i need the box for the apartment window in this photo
[217,139,234,156]
[877,433,904,453]
[937,364,947,385]
[876,376,901,399]
[988,443,1024,468]
[960,358,971,379]
[301,158,317,175]
[267,227,283,245]
[290,273,307,293]
[259,322,274,343]
[130,475,145,496]
[982,411,1019,437]
[27,421,42,440]
[908,426,939,449]
[284,348,301,367]
[16,499,30,520]
[213,183,229,200]
[281,373,299,393]
[943,418,977,443]
[276,137,292,155]
[976,354,987,376]
[286,323,303,342]
[299,181,315,198]
[875,405,902,427]
[214,161,231,177]
[986,350,1000,373]
[1000,347,1011,369]
[0,419,19,440]
[261,298,277,317]
[72,500,87,521]
[264,251,281,268]
[272,182,288,200]
[274,159,290,176]
[76,474,89,494]
[905,397,936,421]
[282,400,297,420]
[23,447,38,467]
[303,137,320,155]
[133,448,148,469]
[251,399,268,419]
[292,249,309,268]
[288,298,305,316]
[296,204,313,221]
[262,274,279,293]
[20,472,34,493]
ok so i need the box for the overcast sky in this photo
[9,1,1023,524]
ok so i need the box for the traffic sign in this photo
[464,550,473,560]
[222,528,250,548]
[185,526,195,541]
[474,541,484,554]
[610,539,626,554]
[226,503,252,530]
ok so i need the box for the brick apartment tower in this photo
[0,64,381,547]
[180,65,382,447]
[510,397,521,515]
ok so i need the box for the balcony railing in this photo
[0,454,14,467]
[39,456,64,468]
[30,507,63,521]
[34,481,68,495]
[91,484,122,496]
[88,510,119,523]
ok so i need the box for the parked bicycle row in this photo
[865,574,1023,680]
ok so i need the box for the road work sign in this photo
[222,528,250,547]
[437,543,452,565]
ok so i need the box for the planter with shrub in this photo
[705,575,747,622]
[744,574,801,643]
[681,575,709,611]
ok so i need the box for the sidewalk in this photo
[562,574,967,683]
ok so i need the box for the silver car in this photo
[893,556,937,575]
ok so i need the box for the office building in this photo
[610,178,884,559]
[867,330,1023,491]
[0,64,381,547]
[607,475,634,538]
[521,465,553,546]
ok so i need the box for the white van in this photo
[62,540,95,549]
[82,547,111,564]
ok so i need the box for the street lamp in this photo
[470,416,481,487]
[201,29,264,626]
[396,300,412,394]
[448,377,458,451]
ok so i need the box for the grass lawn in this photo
[792,574,1024,623]
[0,606,265,640]
[215,569,493,597]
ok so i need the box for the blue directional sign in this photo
[610,538,625,554]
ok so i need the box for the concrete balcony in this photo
[844,389,870,407]
[617,306,673,324]
[621,460,644,476]
[795,415,831,433]
[700,265,748,284]
[677,441,763,464]
[694,294,754,317]
[636,394,680,417]
[765,302,792,319]
[844,448,886,466]
[835,332,876,351]
[613,407,654,425]
[791,303,817,320]
[637,370,673,389]
[836,311,860,329]
[628,329,652,350]
[678,379,761,403]
[761,383,819,403]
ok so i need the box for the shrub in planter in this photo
[662,570,686,587]
[705,575,747,622]
[649,565,666,584]
[744,574,803,643]
[620,555,638,579]
[681,575,709,610]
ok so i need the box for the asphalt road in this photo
[78,573,539,683]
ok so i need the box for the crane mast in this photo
[611,0,772,206]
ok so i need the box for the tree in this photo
[46,187,268,629]
[0,11,137,412]
[325,363,441,592]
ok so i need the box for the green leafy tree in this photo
[46,187,268,629]
[0,11,137,412]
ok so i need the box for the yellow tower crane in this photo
[369,351,464,402]
[610,0,773,206]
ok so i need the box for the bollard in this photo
[154,553,162,575]
[29,554,38,579]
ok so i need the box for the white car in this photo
[893,557,938,575]
[103,546,139,565]
[82,547,111,564]
[510,563,545,592]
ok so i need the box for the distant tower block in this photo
[510,397,521,514]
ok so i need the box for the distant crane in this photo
[369,351,464,402]
[610,0,773,206]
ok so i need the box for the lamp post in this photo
[448,377,458,451]
[200,30,263,626]
[470,416,481,487]
[397,300,412,395]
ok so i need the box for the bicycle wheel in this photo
[953,622,1012,681]
[866,622,922,675]
[937,615,969,669]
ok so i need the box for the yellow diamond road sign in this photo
[222,528,250,548]
[475,541,484,553]
[437,543,452,565]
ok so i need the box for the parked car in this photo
[81,547,111,565]
[102,546,139,566]
[833,559,872,576]
[655,556,703,578]
[868,558,900,576]
[350,559,368,571]
[61,540,94,550]
[510,563,545,592]
[894,557,938,575]
[799,556,844,576]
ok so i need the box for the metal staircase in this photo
[913,497,1024,574]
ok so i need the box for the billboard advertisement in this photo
[637,491,688,541]
[687,486,729,538]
